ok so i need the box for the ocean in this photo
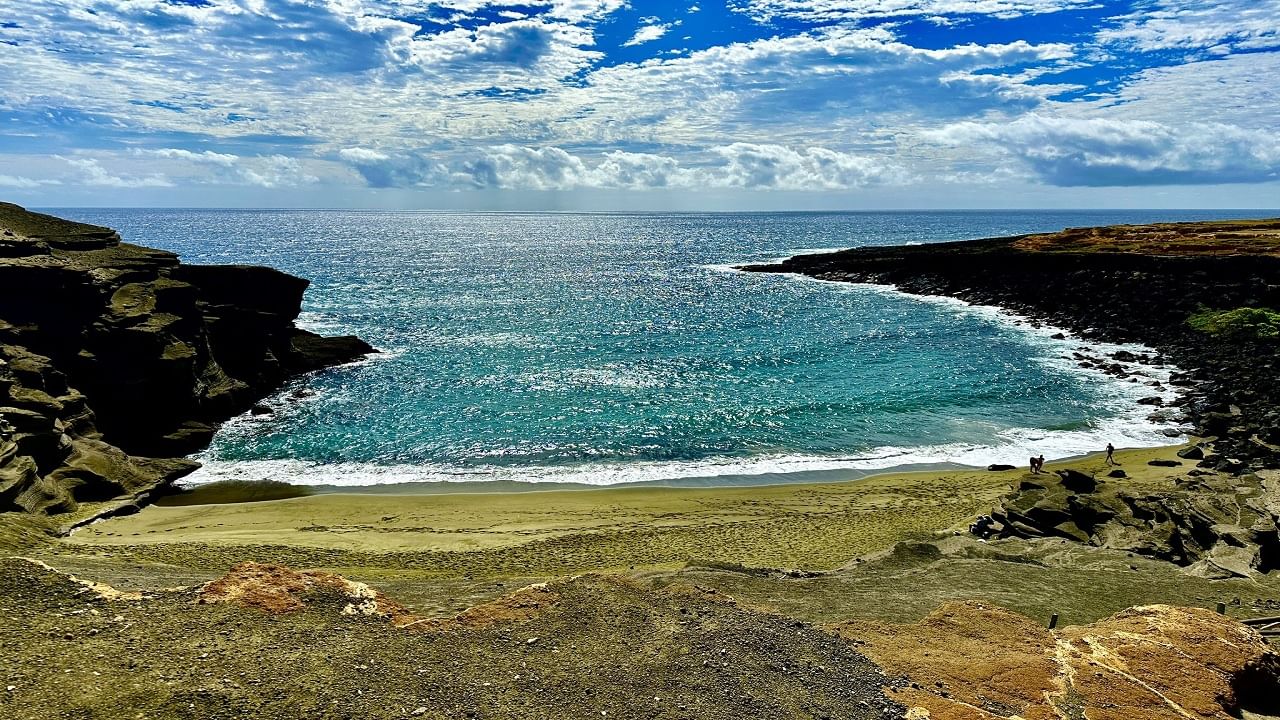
[51,209,1263,488]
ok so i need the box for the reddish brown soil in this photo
[1011,219,1280,256]
[831,600,1276,720]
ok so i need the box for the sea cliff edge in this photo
[0,202,373,518]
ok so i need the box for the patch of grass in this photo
[1188,306,1280,339]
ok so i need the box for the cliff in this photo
[0,203,372,515]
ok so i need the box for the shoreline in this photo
[65,444,1193,565]
[177,260,1187,494]
[159,445,1168,506]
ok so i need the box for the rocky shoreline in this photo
[741,219,1280,472]
[0,203,372,517]
[743,218,1280,578]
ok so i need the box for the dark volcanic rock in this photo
[1173,446,1201,462]
[0,203,373,515]
[1054,468,1097,493]
[972,468,1280,579]
[741,220,1280,471]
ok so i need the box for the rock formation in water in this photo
[0,203,372,515]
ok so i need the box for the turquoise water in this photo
[52,209,1260,486]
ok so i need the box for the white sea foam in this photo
[182,403,1178,489]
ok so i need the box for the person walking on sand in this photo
[1037,454,1045,473]
[1105,443,1117,465]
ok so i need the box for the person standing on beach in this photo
[1105,443,1117,465]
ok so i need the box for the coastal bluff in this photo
[742,219,1280,472]
[0,203,372,515]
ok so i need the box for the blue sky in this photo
[1,0,1278,208]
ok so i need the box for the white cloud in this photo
[571,27,1075,147]
[0,175,60,188]
[143,148,239,167]
[732,0,1096,22]
[1098,0,1280,54]
[56,156,173,188]
[928,114,1280,186]
[624,23,673,47]
[707,143,907,189]
[1070,52,1280,129]
[128,148,319,187]
[239,155,320,188]
[340,147,449,187]
[337,143,906,190]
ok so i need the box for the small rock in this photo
[411,708,428,717]
[1148,459,1182,467]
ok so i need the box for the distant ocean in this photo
[51,209,1266,488]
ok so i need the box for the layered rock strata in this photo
[0,203,372,515]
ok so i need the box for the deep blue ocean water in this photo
[50,209,1265,486]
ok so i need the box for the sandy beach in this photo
[65,444,1190,578]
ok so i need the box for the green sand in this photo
[66,445,1188,577]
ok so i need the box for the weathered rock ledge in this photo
[0,203,373,515]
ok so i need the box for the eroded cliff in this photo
[0,203,372,515]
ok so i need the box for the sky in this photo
[1,0,1278,209]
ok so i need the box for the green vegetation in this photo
[1188,306,1280,339]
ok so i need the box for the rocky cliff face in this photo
[0,203,372,515]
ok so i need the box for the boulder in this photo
[1054,468,1097,494]
[1177,445,1205,460]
